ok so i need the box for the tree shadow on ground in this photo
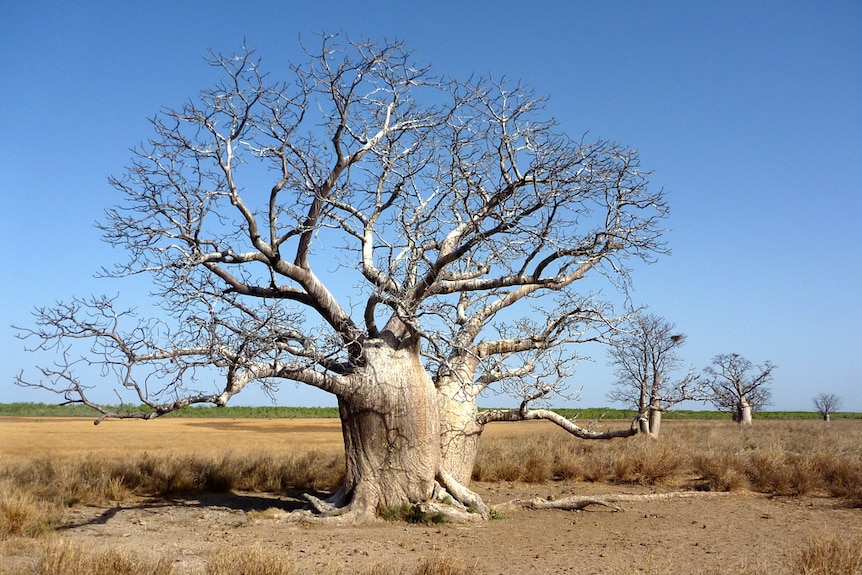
[56,489,331,531]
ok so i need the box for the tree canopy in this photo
[17,35,669,521]
[607,312,702,436]
[704,353,775,424]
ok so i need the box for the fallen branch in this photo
[478,407,638,439]
[495,490,731,513]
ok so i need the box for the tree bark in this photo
[333,338,441,519]
[737,401,752,425]
[638,414,651,435]
[648,406,662,438]
[437,381,483,487]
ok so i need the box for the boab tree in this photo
[813,393,843,421]
[704,353,775,425]
[607,312,702,437]
[15,36,667,522]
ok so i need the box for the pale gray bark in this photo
[495,491,731,513]
[336,339,440,516]
[648,405,662,437]
[738,402,753,426]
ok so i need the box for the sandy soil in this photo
[2,417,860,574]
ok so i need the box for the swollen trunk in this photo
[336,339,441,514]
[437,379,483,486]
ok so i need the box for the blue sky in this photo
[2,1,860,411]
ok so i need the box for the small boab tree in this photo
[607,312,702,437]
[704,353,775,425]
[813,393,843,421]
[15,35,667,523]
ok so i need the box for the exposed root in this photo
[277,508,368,525]
[302,493,342,516]
[436,469,490,519]
[261,473,491,525]
[258,490,731,524]
[420,502,485,523]
[495,490,731,514]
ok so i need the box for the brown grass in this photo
[205,545,293,575]
[8,535,857,575]
[1,418,860,544]
[28,540,174,575]
[0,481,61,539]
[1,417,860,575]
[0,447,343,544]
[8,541,476,575]
[791,534,862,575]
[474,420,862,502]
[699,534,862,575]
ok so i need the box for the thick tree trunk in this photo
[648,406,662,438]
[638,394,650,435]
[737,401,752,425]
[638,414,651,435]
[823,413,831,422]
[437,381,483,487]
[333,338,441,519]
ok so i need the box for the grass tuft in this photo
[792,534,862,575]
[0,483,61,539]
[205,545,293,575]
[30,540,173,575]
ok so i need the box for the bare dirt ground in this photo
[2,417,861,574]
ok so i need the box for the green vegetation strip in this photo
[1,403,859,419]
[0,403,340,418]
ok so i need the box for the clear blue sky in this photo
[2,0,860,411]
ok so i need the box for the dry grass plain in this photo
[1,416,861,574]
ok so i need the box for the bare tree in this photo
[704,353,775,425]
[606,312,702,437]
[15,35,667,522]
[813,393,843,421]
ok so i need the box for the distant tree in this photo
[14,35,667,523]
[813,393,843,421]
[606,312,702,437]
[704,353,775,425]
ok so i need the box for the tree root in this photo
[257,489,731,524]
[436,469,490,519]
[494,490,731,514]
[273,506,371,525]
[302,493,343,516]
[265,475,491,525]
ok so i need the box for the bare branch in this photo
[704,353,775,420]
[478,407,637,439]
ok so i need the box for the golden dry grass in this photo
[7,541,477,575]
[2,418,860,542]
[25,539,174,575]
[474,419,862,502]
[1,417,860,575]
[694,534,862,575]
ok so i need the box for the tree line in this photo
[605,310,846,435]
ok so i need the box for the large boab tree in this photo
[16,35,667,522]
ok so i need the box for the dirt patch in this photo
[5,485,859,574]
